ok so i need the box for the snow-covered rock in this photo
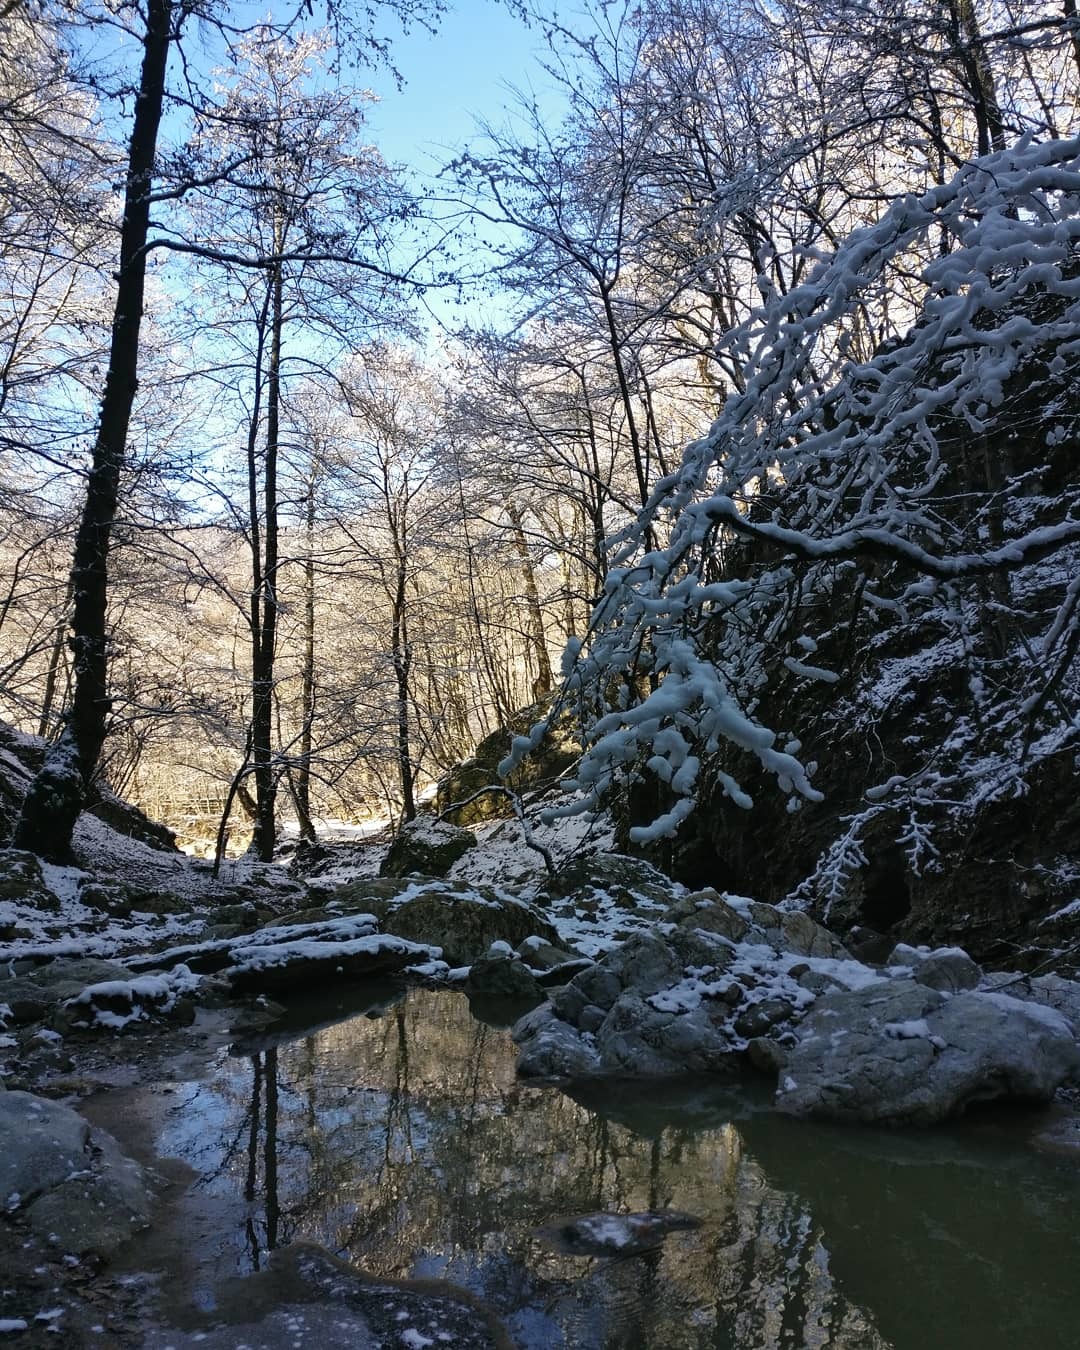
[378,816,477,879]
[776,980,1080,1125]
[886,943,982,992]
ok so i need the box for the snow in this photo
[400,1330,435,1348]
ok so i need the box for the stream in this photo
[95,986,1080,1349]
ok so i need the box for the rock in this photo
[436,697,579,827]
[512,1004,603,1078]
[668,893,851,960]
[534,1210,701,1258]
[381,883,558,967]
[465,953,545,1004]
[541,853,678,912]
[379,816,477,878]
[0,958,132,1026]
[515,935,579,971]
[512,921,823,1080]
[25,1126,153,1256]
[0,849,59,912]
[887,943,982,992]
[225,931,433,997]
[776,979,1080,1125]
[145,1241,510,1349]
[0,1091,90,1210]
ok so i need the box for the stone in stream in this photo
[534,1210,702,1258]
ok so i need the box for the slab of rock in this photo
[776,979,1080,1125]
[379,817,477,878]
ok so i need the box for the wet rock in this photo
[534,1209,701,1258]
[465,952,545,1004]
[25,1127,152,1257]
[776,979,1080,1125]
[379,816,477,879]
[513,1004,602,1078]
[0,1091,90,1209]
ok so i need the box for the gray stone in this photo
[25,1127,152,1256]
[513,1005,603,1078]
[378,816,477,878]
[0,959,133,1026]
[542,853,678,911]
[465,954,544,1004]
[887,943,982,992]
[516,936,579,971]
[776,979,1080,1125]
[383,886,558,967]
[0,1091,90,1210]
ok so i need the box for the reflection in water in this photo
[151,989,1080,1350]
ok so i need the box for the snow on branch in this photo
[517,135,1080,839]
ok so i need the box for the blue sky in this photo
[366,0,562,175]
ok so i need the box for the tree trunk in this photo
[391,555,416,823]
[292,468,318,843]
[506,500,553,698]
[251,260,283,862]
[15,0,172,859]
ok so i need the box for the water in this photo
[123,986,1080,1349]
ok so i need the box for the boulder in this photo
[379,817,477,879]
[513,1004,603,1078]
[776,979,1080,1125]
[887,943,982,992]
[465,950,545,1004]
[0,849,59,913]
[512,924,815,1080]
[0,958,132,1027]
[0,1089,153,1256]
[667,892,851,960]
[381,884,558,968]
[0,1091,90,1210]
[542,853,678,912]
[436,698,579,827]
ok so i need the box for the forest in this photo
[2,0,1075,882]
[2,2,1080,1345]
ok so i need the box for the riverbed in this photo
[89,985,1080,1349]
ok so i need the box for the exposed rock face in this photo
[0,1092,153,1257]
[436,699,579,827]
[776,980,1080,1125]
[379,816,477,879]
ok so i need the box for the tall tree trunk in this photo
[15,0,172,859]
[292,468,317,843]
[391,555,416,823]
[505,500,553,699]
[251,260,282,862]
